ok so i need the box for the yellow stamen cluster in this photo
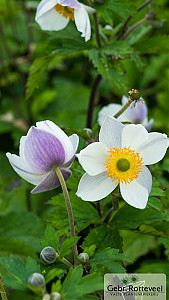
[55,4,75,21]
[105,146,143,185]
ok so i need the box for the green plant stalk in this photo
[61,257,73,267]
[0,275,8,300]
[113,98,133,119]
[55,167,78,266]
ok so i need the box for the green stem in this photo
[87,0,101,47]
[113,98,133,119]
[122,17,147,41]
[61,257,73,268]
[0,275,8,300]
[55,167,78,266]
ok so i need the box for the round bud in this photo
[40,246,57,264]
[128,89,140,101]
[43,294,51,300]
[27,273,45,288]
[78,253,89,262]
[51,292,61,300]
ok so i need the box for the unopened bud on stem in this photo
[128,89,140,101]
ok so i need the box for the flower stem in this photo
[113,98,133,119]
[55,167,78,266]
[0,274,8,300]
[87,0,101,47]
[61,257,73,268]
[121,17,148,41]
[86,74,102,128]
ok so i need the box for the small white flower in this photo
[76,116,168,209]
[98,95,154,131]
[35,0,95,42]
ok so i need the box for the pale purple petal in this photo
[59,0,82,9]
[25,127,65,173]
[99,116,124,149]
[145,118,154,131]
[63,134,79,168]
[6,153,45,185]
[121,96,147,124]
[31,169,71,193]
[36,121,74,164]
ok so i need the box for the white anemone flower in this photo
[35,0,95,42]
[76,116,168,209]
[98,95,154,131]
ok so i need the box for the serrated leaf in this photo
[41,224,59,251]
[61,266,103,300]
[26,55,54,100]
[82,245,96,257]
[89,48,127,91]
[59,237,79,258]
[49,192,100,234]
[82,224,122,251]
[111,204,168,230]
[0,256,40,291]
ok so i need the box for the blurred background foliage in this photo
[0,0,169,299]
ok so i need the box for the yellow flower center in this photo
[105,146,143,185]
[55,4,75,21]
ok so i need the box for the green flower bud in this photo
[51,292,61,300]
[40,246,57,264]
[128,89,140,101]
[43,294,51,300]
[78,253,89,262]
[27,273,45,288]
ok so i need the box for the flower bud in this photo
[40,246,58,264]
[78,253,89,262]
[128,89,140,101]
[43,294,51,300]
[27,273,45,288]
[51,292,61,300]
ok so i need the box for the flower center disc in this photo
[105,146,143,185]
[55,4,75,21]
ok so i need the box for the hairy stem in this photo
[86,74,102,128]
[61,257,73,267]
[122,17,147,41]
[0,274,8,300]
[113,98,133,119]
[55,167,78,266]
[87,0,101,47]
[117,0,154,40]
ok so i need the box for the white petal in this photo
[36,120,74,163]
[19,136,27,160]
[74,7,91,42]
[77,142,108,176]
[6,153,45,185]
[63,134,79,167]
[36,7,69,31]
[136,166,152,193]
[136,132,169,165]
[122,124,148,150]
[82,4,95,14]
[59,0,82,9]
[76,172,116,201]
[98,104,129,126]
[35,0,58,19]
[99,116,124,149]
[120,180,149,209]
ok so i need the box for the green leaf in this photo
[89,48,127,91]
[0,256,40,291]
[82,245,96,258]
[121,230,158,262]
[41,224,59,251]
[49,192,100,234]
[111,204,168,230]
[90,248,129,274]
[61,266,103,300]
[26,55,54,100]
[82,225,122,251]
[59,237,80,258]
[135,34,169,54]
